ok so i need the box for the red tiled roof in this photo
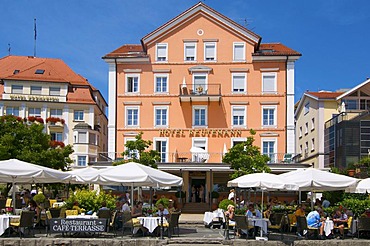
[0,84,3,99]
[306,91,344,99]
[67,87,95,104]
[254,43,301,56]
[103,44,147,58]
[0,55,89,85]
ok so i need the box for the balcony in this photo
[179,83,221,103]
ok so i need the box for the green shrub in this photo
[65,189,117,212]
[155,197,169,208]
[33,193,46,205]
[218,199,235,211]
[235,207,247,215]
[338,198,370,218]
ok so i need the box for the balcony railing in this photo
[179,84,221,102]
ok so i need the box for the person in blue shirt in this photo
[306,208,326,239]
[245,204,262,218]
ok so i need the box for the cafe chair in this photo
[0,199,6,213]
[297,216,318,239]
[98,209,111,232]
[45,210,53,236]
[287,214,297,232]
[234,215,254,239]
[49,208,61,218]
[5,199,12,209]
[109,211,118,236]
[9,210,35,238]
[59,207,66,218]
[357,217,370,239]
[65,209,78,216]
[122,211,143,237]
[168,211,181,237]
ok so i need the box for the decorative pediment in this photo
[188,65,213,74]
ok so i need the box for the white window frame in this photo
[204,42,216,61]
[11,85,23,94]
[305,141,309,153]
[262,72,277,94]
[50,109,63,118]
[305,122,308,135]
[154,106,169,128]
[231,106,246,128]
[154,74,169,93]
[262,106,277,128]
[125,74,140,93]
[299,126,302,138]
[31,86,42,95]
[233,42,246,61]
[231,73,246,93]
[300,145,303,154]
[51,132,63,142]
[311,118,315,131]
[192,73,208,93]
[154,137,168,162]
[304,102,310,115]
[192,105,207,127]
[125,106,139,127]
[29,107,41,117]
[77,156,87,166]
[191,137,208,162]
[231,137,247,147]
[76,131,87,143]
[49,87,61,96]
[311,138,315,151]
[156,43,168,62]
[124,137,139,159]
[184,42,197,62]
[74,110,84,121]
[5,106,19,116]
[262,138,277,163]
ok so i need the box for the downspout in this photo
[114,58,118,160]
[285,56,289,154]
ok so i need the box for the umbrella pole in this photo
[12,180,16,213]
[260,189,264,238]
[131,183,134,207]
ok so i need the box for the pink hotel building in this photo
[103,2,301,202]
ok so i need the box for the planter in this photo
[347,169,355,177]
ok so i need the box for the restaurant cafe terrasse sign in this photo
[9,94,60,102]
[159,128,242,138]
[50,218,106,233]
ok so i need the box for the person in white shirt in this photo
[228,189,235,200]
[156,203,169,219]
[121,200,130,212]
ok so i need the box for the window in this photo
[29,108,41,117]
[262,140,276,163]
[232,138,246,147]
[193,106,207,127]
[232,73,246,93]
[31,86,42,95]
[204,42,216,61]
[77,132,87,143]
[35,69,45,74]
[342,99,357,110]
[126,107,139,127]
[262,107,276,127]
[305,122,308,135]
[50,109,63,118]
[74,110,84,121]
[300,145,303,154]
[51,132,63,141]
[5,107,19,116]
[299,126,302,138]
[50,87,60,96]
[155,138,168,162]
[304,102,310,114]
[184,43,196,61]
[193,74,207,93]
[154,74,168,93]
[11,85,23,94]
[126,75,139,93]
[233,42,245,61]
[192,138,208,162]
[232,106,246,127]
[124,137,139,159]
[89,133,96,145]
[77,156,87,166]
[154,107,168,127]
[311,118,315,131]
[156,43,167,62]
[262,73,277,94]
[311,138,315,151]
[305,141,309,153]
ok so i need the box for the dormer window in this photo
[35,69,45,74]
[13,70,20,74]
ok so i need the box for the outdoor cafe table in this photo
[248,218,270,234]
[324,219,334,237]
[203,209,225,226]
[137,216,168,233]
[0,215,20,236]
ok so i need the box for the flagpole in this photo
[34,18,37,57]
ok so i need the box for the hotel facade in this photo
[0,55,108,168]
[103,3,301,203]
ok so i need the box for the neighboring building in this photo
[0,55,108,167]
[103,2,301,203]
[295,91,344,169]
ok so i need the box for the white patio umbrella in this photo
[66,166,101,184]
[280,168,359,208]
[228,172,298,239]
[355,178,370,193]
[0,159,72,210]
[190,146,209,162]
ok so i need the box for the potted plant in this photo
[347,162,356,177]
[211,191,219,204]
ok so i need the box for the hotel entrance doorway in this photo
[190,177,206,203]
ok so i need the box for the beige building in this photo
[0,55,108,167]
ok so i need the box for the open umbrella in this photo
[66,166,101,184]
[190,146,209,162]
[355,178,370,193]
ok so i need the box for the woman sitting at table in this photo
[156,203,170,220]
[131,201,143,218]
[333,209,348,238]
[28,200,40,221]
[224,204,235,227]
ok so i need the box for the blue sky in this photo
[1,0,369,102]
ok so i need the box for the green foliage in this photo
[235,207,247,215]
[65,189,117,212]
[323,206,338,217]
[0,115,73,170]
[218,199,235,211]
[338,198,370,218]
[322,190,344,205]
[120,132,160,168]
[211,191,219,198]
[222,129,270,179]
[155,197,169,208]
[32,193,46,204]
[358,156,370,167]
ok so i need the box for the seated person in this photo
[72,201,83,214]
[168,200,176,213]
[333,209,348,238]
[293,204,306,224]
[121,199,130,212]
[224,204,235,227]
[263,205,272,219]
[361,208,370,218]
[28,199,41,221]
[131,201,143,218]
[245,204,262,218]
[156,203,170,220]
[306,208,326,239]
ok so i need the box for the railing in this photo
[179,83,221,96]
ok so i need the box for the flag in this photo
[34,18,37,40]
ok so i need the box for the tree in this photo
[222,129,270,179]
[0,115,73,170]
[119,132,160,168]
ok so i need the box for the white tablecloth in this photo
[0,215,20,236]
[66,215,98,219]
[248,218,270,234]
[53,202,66,208]
[324,220,334,236]
[203,209,225,225]
[138,216,168,233]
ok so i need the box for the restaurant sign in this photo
[159,129,242,138]
[50,218,106,233]
[9,94,59,102]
